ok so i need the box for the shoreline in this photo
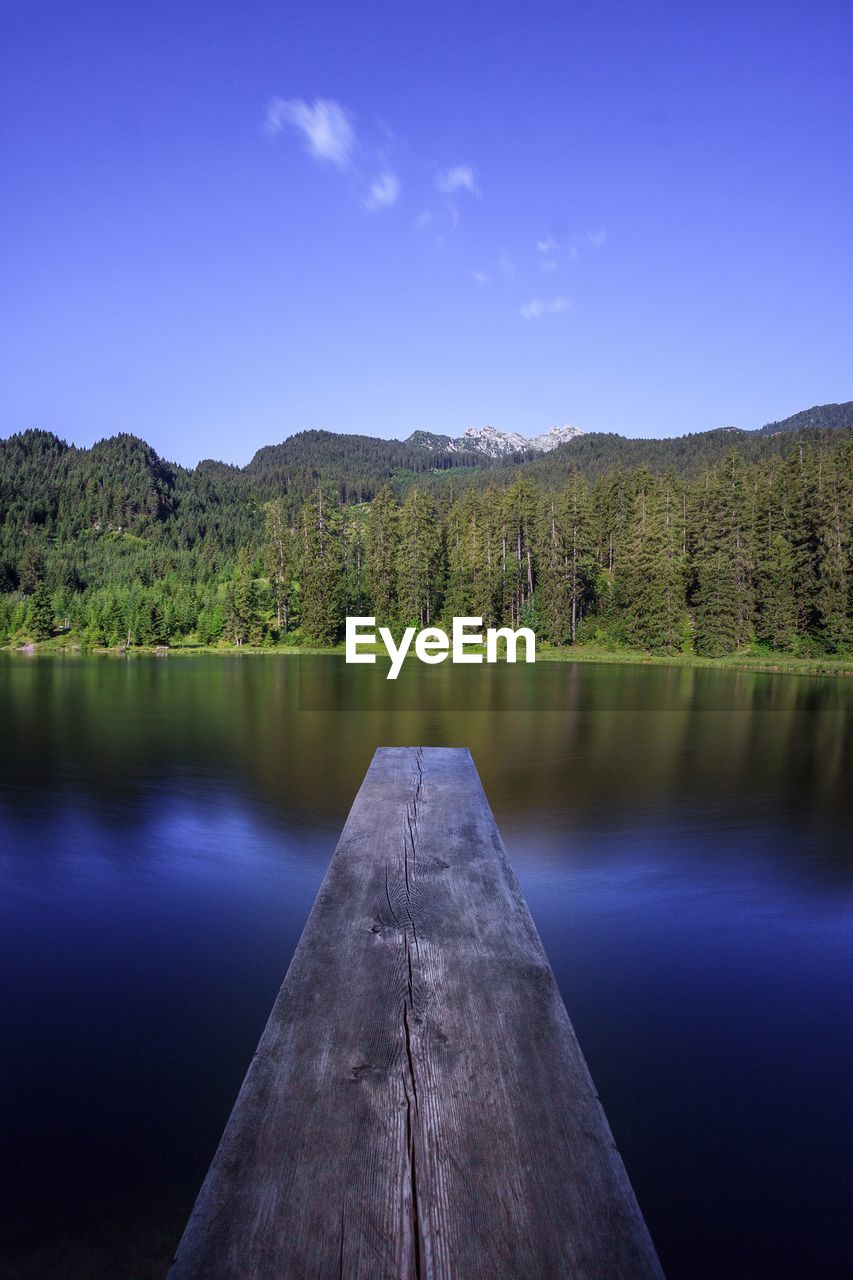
[4,638,851,679]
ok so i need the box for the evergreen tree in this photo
[444,488,495,623]
[537,472,596,644]
[501,479,537,626]
[264,498,297,633]
[196,601,225,645]
[694,552,741,656]
[299,487,345,645]
[755,533,798,650]
[18,541,46,595]
[397,487,442,626]
[690,452,754,653]
[28,578,54,640]
[618,473,685,651]
[366,485,399,623]
[813,452,851,652]
[344,510,368,617]
[223,549,264,646]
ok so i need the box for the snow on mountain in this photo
[406,423,585,457]
[458,425,530,457]
[407,429,457,452]
[529,424,585,451]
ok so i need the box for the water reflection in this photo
[0,653,851,1278]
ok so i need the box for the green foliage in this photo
[366,485,399,622]
[28,579,54,640]
[618,472,685,652]
[264,498,298,633]
[397,487,442,626]
[536,472,596,644]
[224,550,266,646]
[0,422,850,657]
[299,488,345,645]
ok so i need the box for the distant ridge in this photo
[757,402,853,435]
[1,403,850,521]
[406,423,584,458]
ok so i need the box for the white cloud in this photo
[536,235,559,272]
[436,165,478,196]
[471,270,491,285]
[586,227,608,248]
[519,296,571,320]
[364,171,400,210]
[265,97,355,170]
[415,209,434,230]
[499,250,517,278]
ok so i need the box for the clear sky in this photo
[1,0,851,466]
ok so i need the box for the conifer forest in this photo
[1,416,850,659]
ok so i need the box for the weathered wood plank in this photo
[168,746,664,1280]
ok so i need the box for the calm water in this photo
[1,653,851,1279]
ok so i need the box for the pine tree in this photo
[443,488,495,623]
[784,445,822,638]
[814,452,851,651]
[299,487,345,645]
[224,550,264,646]
[559,473,595,643]
[397,487,442,626]
[690,452,754,654]
[366,485,399,623]
[344,510,368,617]
[537,492,570,643]
[618,473,685,652]
[694,552,741,655]
[28,578,54,640]
[756,533,798,650]
[591,468,634,573]
[18,541,46,594]
[264,498,297,633]
[501,479,537,626]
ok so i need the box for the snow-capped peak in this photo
[405,422,585,457]
[459,425,530,457]
[529,424,585,452]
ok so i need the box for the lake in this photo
[1,653,851,1279]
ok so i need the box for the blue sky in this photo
[1,0,851,466]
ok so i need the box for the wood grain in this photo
[167,746,664,1279]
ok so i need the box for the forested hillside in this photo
[0,411,850,658]
[758,401,853,435]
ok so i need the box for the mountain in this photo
[530,424,585,451]
[243,427,483,503]
[405,422,585,458]
[455,425,530,457]
[758,402,853,435]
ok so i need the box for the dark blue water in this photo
[1,654,851,1278]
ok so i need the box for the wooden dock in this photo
[168,747,664,1279]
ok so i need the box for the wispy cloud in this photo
[471,269,491,285]
[586,227,608,248]
[265,97,355,170]
[499,250,517,278]
[520,296,571,320]
[536,236,559,272]
[436,165,479,196]
[364,171,400,210]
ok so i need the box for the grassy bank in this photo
[6,631,852,678]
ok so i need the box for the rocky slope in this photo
[406,423,585,458]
